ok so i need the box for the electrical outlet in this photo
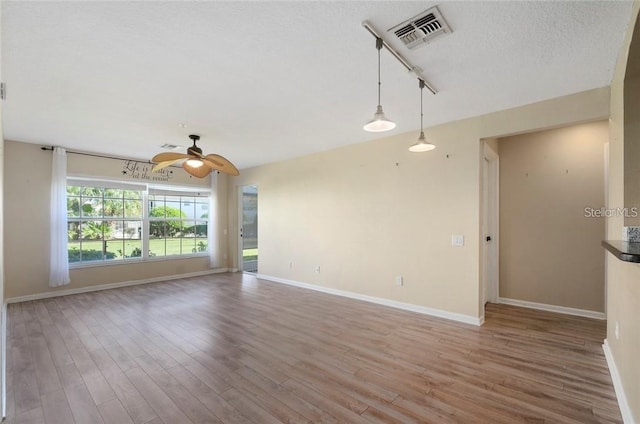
[615,322,619,340]
[289,261,293,269]
[395,276,403,286]
[315,266,321,273]
[223,253,227,260]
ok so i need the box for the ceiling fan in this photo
[151,134,239,178]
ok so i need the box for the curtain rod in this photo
[40,146,219,173]
[40,146,154,164]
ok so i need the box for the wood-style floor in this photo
[6,272,622,423]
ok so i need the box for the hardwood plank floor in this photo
[5,272,622,423]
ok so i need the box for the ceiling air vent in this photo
[160,143,181,150]
[388,6,451,50]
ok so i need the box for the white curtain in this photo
[49,147,70,287]
[208,171,220,268]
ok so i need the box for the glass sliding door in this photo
[241,185,258,272]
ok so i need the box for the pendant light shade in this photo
[409,80,435,152]
[364,38,395,133]
[364,105,396,132]
[409,132,436,152]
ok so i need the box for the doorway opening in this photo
[240,185,258,273]
[482,142,500,317]
[484,122,608,320]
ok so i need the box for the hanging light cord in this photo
[419,79,425,131]
[376,37,383,106]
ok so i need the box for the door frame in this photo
[1,6,7,413]
[237,186,245,272]
[603,142,609,315]
[482,143,500,309]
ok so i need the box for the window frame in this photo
[67,178,211,268]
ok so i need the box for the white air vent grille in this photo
[389,6,451,50]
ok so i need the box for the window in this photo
[67,186,143,263]
[148,193,209,257]
[67,180,209,265]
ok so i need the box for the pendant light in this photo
[409,79,435,152]
[364,37,396,132]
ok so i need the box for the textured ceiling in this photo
[1,1,635,169]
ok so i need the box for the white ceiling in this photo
[1,1,634,170]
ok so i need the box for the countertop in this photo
[602,240,640,263]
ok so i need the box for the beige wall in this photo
[624,13,640,226]
[3,140,229,299]
[228,87,610,320]
[606,3,640,421]
[498,122,607,312]
[624,74,640,226]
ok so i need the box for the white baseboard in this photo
[5,268,230,304]
[498,297,606,320]
[603,339,635,424]
[1,304,6,419]
[255,274,482,326]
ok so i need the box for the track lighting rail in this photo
[362,21,437,95]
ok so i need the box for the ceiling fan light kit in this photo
[184,135,205,168]
[185,158,204,168]
[182,160,213,178]
[151,134,240,178]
